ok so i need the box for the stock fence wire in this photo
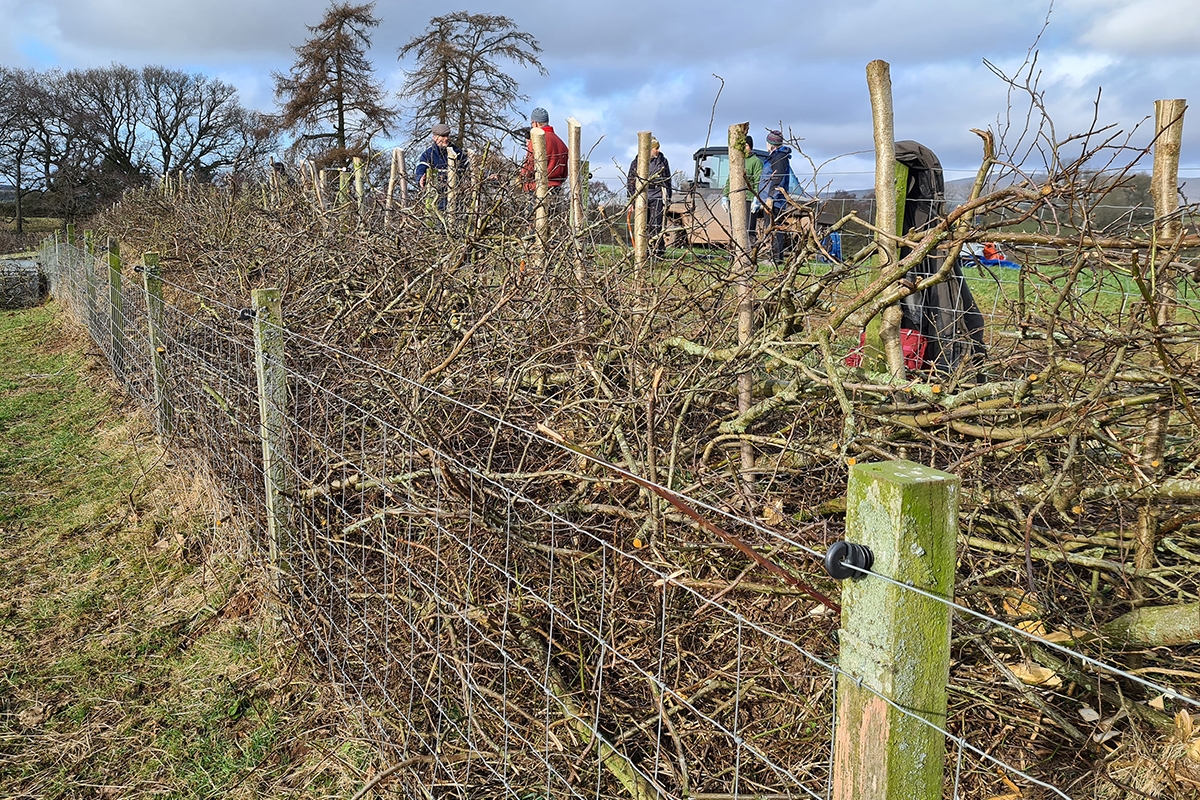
[33,160,1200,800]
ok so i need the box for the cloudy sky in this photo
[2,0,1198,192]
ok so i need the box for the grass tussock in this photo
[0,302,377,799]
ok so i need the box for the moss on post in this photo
[833,460,959,800]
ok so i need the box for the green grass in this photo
[1,216,62,234]
[0,302,369,798]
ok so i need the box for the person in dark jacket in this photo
[627,138,673,258]
[413,123,466,211]
[758,129,794,263]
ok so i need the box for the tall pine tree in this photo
[398,12,545,147]
[273,2,396,167]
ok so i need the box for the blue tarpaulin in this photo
[821,231,842,262]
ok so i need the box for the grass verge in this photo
[0,302,373,798]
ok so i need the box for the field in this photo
[1,217,62,234]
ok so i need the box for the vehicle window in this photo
[697,154,729,189]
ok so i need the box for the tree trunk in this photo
[14,160,24,235]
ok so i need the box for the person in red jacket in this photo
[521,107,568,193]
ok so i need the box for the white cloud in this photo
[1066,0,1200,54]
[2,0,1198,189]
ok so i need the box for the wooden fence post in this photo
[862,59,906,379]
[65,224,75,290]
[397,148,409,205]
[84,231,96,338]
[833,460,959,800]
[448,148,460,219]
[385,148,400,223]
[252,288,288,593]
[107,238,126,381]
[531,126,550,268]
[142,252,174,438]
[634,131,651,279]
[337,169,350,211]
[1136,97,1187,601]
[353,156,366,216]
[318,168,330,212]
[567,117,584,233]
[728,122,755,486]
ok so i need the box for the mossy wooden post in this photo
[84,231,97,338]
[833,460,959,800]
[142,252,174,438]
[106,238,126,381]
[252,288,288,594]
[531,126,550,269]
[633,131,651,281]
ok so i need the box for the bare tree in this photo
[69,64,146,177]
[398,11,546,146]
[225,108,282,179]
[273,1,396,168]
[142,66,250,177]
[0,68,49,233]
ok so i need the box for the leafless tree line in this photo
[0,64,277,231]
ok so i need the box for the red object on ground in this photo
[844,329,928,371]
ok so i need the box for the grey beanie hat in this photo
[531,107,549,124]
[766,130,784,146]
[431,123,451,136]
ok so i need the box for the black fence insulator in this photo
[824,541,874,581]
[237,308,256,321]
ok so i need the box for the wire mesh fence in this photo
[35,169,1200,800]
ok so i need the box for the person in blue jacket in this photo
[413,123,466,211]
[758,129,794,264]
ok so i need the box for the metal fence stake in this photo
[833,460,959,800]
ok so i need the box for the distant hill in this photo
[0,184,14,203]
[822,174,1056,208]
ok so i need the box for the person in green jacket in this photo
[724,134,763,244]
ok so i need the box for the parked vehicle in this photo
[664,146,823,247]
